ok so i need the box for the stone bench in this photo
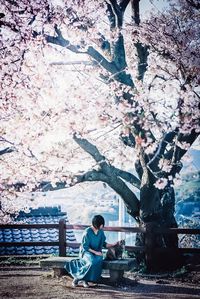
[40,256,136,283]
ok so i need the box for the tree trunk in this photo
[134,181,180,270]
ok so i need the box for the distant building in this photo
[0,206,79,256]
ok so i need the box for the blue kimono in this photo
[65,227,107,282]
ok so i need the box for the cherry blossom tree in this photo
[0,0,199,255]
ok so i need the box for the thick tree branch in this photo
[106,1,117,29]
[131,0,140,25]
[113,34,127,69]
[135,43,149,81]
[148,131,178,172]
[45,23,134,86]
[166,130,200,176]
[110,166,140,189]
[120,0,131,12]
[81,169,140,217]
[96,32,111,57]
[4,0,18,6]
[7,170,107,193]
[45,32,123,78]
[73,133,105,163]
[107,0,130,27]
[45,34,85,54]
[106,0,123,28]
[40,169,109,191]
[131,0,149,81]
[73,134,140,189]
[0,147,15,156]
[105,1,135,86]
[39,168,139,217]
[186,0,200,9]
[148,129,199,177]
[86,46,119,74]
[72,133,140,214]
[107,175,140,217]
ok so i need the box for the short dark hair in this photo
[92,215,105,229]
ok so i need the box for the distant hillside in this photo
[175,169,200,223]
[175,170,200,203]
[181,148,200,173]
[189,149,200,169]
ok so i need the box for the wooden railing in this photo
[0,219,200,268]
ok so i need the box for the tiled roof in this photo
[0,206,79,256]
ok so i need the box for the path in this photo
[0,266,200,299]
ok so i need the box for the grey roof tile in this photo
[0,206,79,255]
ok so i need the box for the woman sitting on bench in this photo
[65,214,117,288]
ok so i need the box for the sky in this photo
[140,0,168,14]
[124,0,169,21]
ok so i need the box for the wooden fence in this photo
[0,219,200,268]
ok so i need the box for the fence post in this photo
[59,218,66,257]
[145,222,156,271]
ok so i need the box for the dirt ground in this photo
[0,266,200,299]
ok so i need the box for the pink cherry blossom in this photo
[0,0,199,221]
[154,178,168,190]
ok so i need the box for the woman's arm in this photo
[102,230,118,249]
[105,242,118,249]
[89,248,103,256]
